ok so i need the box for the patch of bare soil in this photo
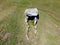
[2,32,11,42]
[0,29,11,42]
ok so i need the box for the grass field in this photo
[0,0,60,45]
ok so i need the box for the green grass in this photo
[0,0,60,45]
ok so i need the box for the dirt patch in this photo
[2,32,11,42]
